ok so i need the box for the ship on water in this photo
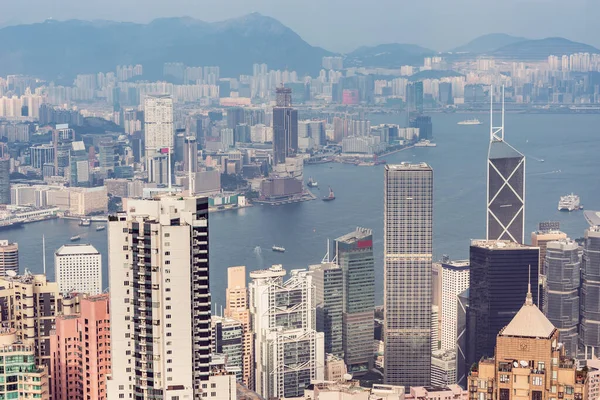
[96,225,106,231]
[322,187,335,202]
[0,221,24,231]
[307,177,318,187]
[458,118,482,125]
[414,140,437,147]
[70,235,81,241]
[272,246,285,252]
[558,194,581,211]
[79,218,91,226]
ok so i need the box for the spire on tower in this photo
[525,264,533,306]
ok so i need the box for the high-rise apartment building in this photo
[144,94,174,175]
[543,239,580,358]
[311,262,344,358]
[0,240,18,276]
[467,240,539,370]
[0,328,49,400]
[250,265,324,399]
[272,87,298,165]
[224,266,253,389]
[469,288,587,400]
[0,273,61,372]
[107,195,212,399]
[440,260,469,351]
[54,244,102,295]
[580,226,600,359]
[487,93,525,244]
[50,294,111,400]
[336,228,375,376]
[211,316,244,382]
[384,163,433,387]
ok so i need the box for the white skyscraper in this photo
[107,195,212,399]
[54,244,101,295]
[250,265,324,399]
[144,94,174,178]
[440,260,470,351]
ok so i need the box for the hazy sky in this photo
[2,0,598,52]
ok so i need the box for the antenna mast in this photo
[490,85,505,142]
[42,235,46,275]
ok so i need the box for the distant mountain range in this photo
[345,43,435,68]
[0,13,331,80]
[492,37,600,59]
[452,33,528,54]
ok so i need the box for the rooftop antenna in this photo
[490,84,505,142]
[526,264,533,306]
[42,235,46,275]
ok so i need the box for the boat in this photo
[95,225,106,231]
[79,218,91,226]
[322,187,335,202]
[272,246,285,252]
[458,118,482,125]
[558,194,580,211]
[70,235,81,241]
[414,140,437,147]
[0,221,24,231]
[307,177,318,188]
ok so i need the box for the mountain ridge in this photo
[452,33,528,54]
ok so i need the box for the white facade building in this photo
[54,244,101,295]
[144,94,174,176]
[250,264,324,399]
[440,260,470,351]
[107,195,212,400]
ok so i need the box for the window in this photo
[500,374,509,383]
[165,251,170,255]
[165,233,170,237]
[533,377,543,386]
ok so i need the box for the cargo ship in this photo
[322,187,335,202]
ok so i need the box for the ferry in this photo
[322,187,335,202]
[272,246,285,253]
[70,235,81,241]
[458,118,482,125]
[414,140,437,147]
[558,194,581,212]
[307,177,318,188]
[95,225,106,231]
[79,218,91,226]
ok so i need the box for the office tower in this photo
[0,273,61,371]
[54,244,102,295]
[438,82,452,105]
[0,328,50,400]
[184,136,198,174]
[384,163,433,387]
[107,196,211,399]
[70,141,90,187]
[431,305,440,351]
[226,107,245,129]
[0,157,9,204]
[0,240,18,276]
[149,152,169,184]
[431,350,456,386]
[311,262,344,358]
[410,115,433,140]
[174,130,186,163]
[144,94,174,171]
[543,239,580,357]
[468,289,587,400]
[440,260,469,351]
[211,316,244,381]
[336,228,375,376]
[580,226,600,359]
[467,240,539,369]
[224,266,253,389]
[250,265,324,399]
[272,87,298,165]
[487,91,525,243]
[407,81,424,113]
[531,223,567,308]
[456,289,469,388]
[97,141,116,171]
[50,294,111,400]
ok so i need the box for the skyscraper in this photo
[336,228,375,376]
[467,240,539,370]
[440,260,470,352]
[107,195,211,399]
[224,266,253,389]
[54,244,102,295]
[250,265,324,399]
[580,226,600,359]
[144,94,174,174]
[531,223,567,307]
[0,157,10,204]
[384,163,433,387]
[272,87,298,165]
[486,89,525,244]
[543,238,580,357]
[211,315,244,382]
[311,262,344,359]
[0,240,18,277]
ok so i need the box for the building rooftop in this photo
[386,162,431,171]
[55,244,100,256]
[500,288,555,339]
[489,139,524,160]
[584,211,600,227]
[336,227,372,243]
[470,239,537,250]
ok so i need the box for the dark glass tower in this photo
[384,163,433,387]
[467,240,538,370]
[311,262,344,359]
[336,228,375,376]
[272,87,298,165]
[580,226,600,359]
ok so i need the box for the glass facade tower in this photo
[580,226,600,359]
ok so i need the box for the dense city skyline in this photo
[1,0,600,52]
